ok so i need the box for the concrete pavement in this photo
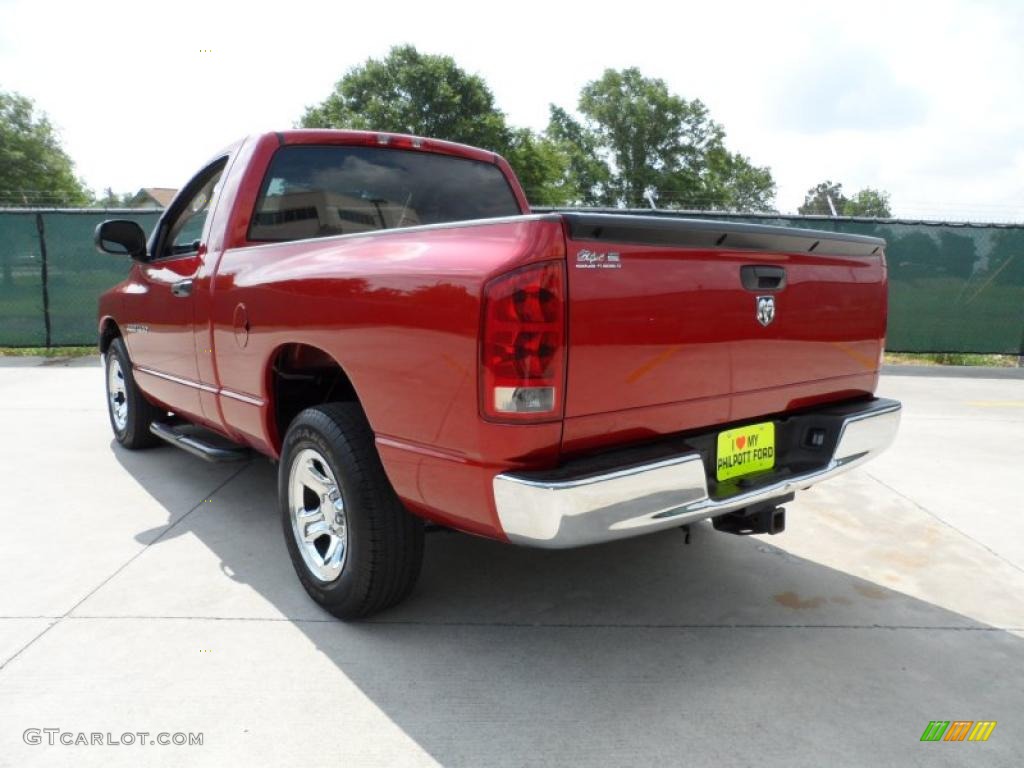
[0,359,1022,766]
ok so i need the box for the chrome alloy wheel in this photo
[288,448,349,582]
[107,356,129,431]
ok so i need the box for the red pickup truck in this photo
[96,130,900,618]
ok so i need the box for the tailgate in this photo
[560,213,887,453]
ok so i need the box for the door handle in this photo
[171,279,193,298]
[740,265,786,292]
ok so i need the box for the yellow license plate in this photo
[716,422,775,481]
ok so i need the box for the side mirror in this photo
[95,219,147,260]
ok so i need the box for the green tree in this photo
[300,45,565,203]
[798,181,848,215]
[547,105,615,205]
[546,69,775,211]
[96,187,135,207]
[501,128,574,205]
[799,181,893,217]
[843,187,892,217]
[703,147,777,213]
[0,90,91,206]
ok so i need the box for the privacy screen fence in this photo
[1,208,1022,354]
[1,209,161,347]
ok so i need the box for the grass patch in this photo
[886,352,1019,368]
[0,346,96,358]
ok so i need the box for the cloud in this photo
[771,51,927,133]
[746,2,1024,217]
[0,0,1021,220]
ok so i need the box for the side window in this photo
[159,162,226,258]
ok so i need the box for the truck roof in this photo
[261,129,502,166]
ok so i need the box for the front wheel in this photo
[105,337,162,449]
[279,403,424,619]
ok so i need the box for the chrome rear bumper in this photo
[493,398,901,548]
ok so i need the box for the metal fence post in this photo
[34,212,51,348]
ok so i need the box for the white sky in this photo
[1,0,1022,220]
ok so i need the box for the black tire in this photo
[104,337,163,449]
[279,403,425,619]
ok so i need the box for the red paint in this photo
[99,130,886,542]
[560,241,885,457]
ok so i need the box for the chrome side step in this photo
[150,422,250,463]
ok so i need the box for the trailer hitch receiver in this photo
[711,495,793,536]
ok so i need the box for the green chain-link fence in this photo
[0,210,161,346]
[1,208,1022,353]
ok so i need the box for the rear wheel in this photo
[279,403,424,619]
[105,337,162,449]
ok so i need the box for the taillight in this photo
[480,260,566,422]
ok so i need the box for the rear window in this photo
[249,145,521,242]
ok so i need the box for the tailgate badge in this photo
[576,249,622,269]
[756,295,775,327]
